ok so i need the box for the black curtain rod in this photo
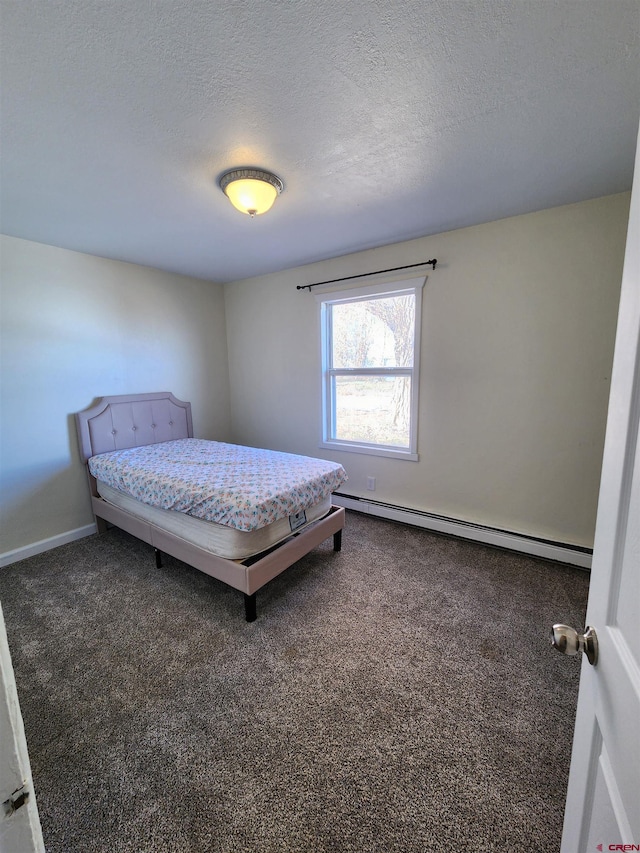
[296,259,437,291]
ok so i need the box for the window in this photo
[318,277,424,460]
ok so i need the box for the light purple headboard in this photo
[76,392,193,461]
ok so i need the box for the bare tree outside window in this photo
[365,295,414,430]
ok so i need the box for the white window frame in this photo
[316,276,425,461]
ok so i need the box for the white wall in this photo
[0,236,230,557]
[224,193,630,549]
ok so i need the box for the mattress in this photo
[88,438,347,531]
[97,481,333,560]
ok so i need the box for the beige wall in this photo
[0,236,230,555]
[0,192,629,558]
[224,193,630,549]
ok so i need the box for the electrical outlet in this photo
[366,476,376,491]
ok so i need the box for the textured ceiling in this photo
[1,0,639,283]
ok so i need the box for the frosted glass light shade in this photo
[219,169,283,217]
[225,178,277,216]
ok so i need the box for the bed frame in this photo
[76,392,345,622]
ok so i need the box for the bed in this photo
[76,392,347,621]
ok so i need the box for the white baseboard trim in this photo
[0,523,98,568]
[333,494,592,569]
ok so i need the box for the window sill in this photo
[320,440,419,461]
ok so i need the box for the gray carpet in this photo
[0,511,589,853]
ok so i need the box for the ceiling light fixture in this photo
[219,168,284,217]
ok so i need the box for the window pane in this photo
[331,294,415,369]
[332,375,411,448]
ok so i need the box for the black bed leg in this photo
[244,593,257,623]
[155,548,163,569]
[333,529,342,552]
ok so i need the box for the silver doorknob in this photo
[550,624,598,666]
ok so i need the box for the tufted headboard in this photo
[76,392,193,461]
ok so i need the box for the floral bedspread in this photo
[88,438,347,532]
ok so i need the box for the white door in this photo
[0,602,44,853]
[558,127,640,851]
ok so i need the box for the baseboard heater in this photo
[332,493,592,569]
